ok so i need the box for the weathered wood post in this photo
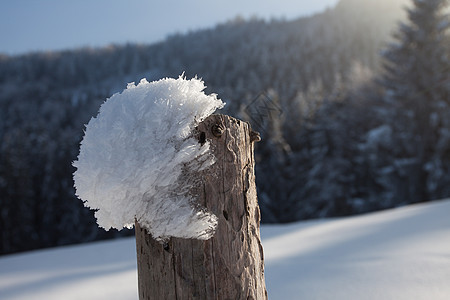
[135,114,267,300]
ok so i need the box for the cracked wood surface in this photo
[135,114,267,300]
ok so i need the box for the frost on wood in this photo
[73,76,224,240]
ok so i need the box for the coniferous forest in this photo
[1,0,449,254]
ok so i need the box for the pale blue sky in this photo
[0,0,338,55]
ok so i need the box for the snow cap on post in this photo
[73,75,225,241]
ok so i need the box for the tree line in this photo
[0,0,448,254]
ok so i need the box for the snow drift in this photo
[1,200,449,300]
[73,76,224,240]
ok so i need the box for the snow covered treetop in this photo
[73,76,225,241]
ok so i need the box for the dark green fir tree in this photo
[382,0,450,202]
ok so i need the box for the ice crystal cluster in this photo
[73,76,224,240]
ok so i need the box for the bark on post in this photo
[135,114,267,300]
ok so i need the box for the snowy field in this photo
[1,200,449,300]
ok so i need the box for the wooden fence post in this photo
[135,114,267,300]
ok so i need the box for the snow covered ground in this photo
[1,200,449,300]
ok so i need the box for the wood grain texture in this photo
[135,114,267,300]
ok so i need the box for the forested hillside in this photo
[2,0,448,255]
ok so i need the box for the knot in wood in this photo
[250,130,261,142]
[211,123,225,138]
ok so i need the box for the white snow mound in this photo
[73,75,224,240]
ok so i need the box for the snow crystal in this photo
[73,75,225,241]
